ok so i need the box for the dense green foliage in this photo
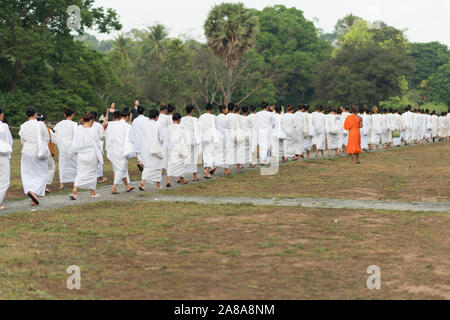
[1,2,448,126]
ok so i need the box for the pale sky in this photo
[92,0,450,46]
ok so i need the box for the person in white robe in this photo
[0,108,13,210]
[370,107,382,149]
[70,113,103,200]
[198,103,218,178]
[293,105,306,159]
[54,109,78,190]
[157,105,172,171]
[424,110,433,142]
[393,110,404,147]
[401,106,414,145]
[181,105,201,181]
[19,107,50,206]
[246,106,258,167]
[129,105,148,173]
[447,111,450,139]
[303,105,315,158]
[325,108,340,156]
[225,103,245,170]
[37,114,56,192]
[215,105,229,172]
[438,113,448,140]
[240,106,256,167]
[105,110,135,195]
[166,113,190,186]
[380,109,392,149]
[255,102,275,164]
[412,109,422,143]
[312,106,326,157]
[140,109,165,191]
[281,105,297,161]
[359,106,371,151]
[431,111,439,141]
[272,105,287,162]
[91,111,107,183]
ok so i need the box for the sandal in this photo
[139,186,146,192]
[166,183,172,188]
[180,180,189,185]
[111,191,120,195]
[126,187,135,193]
[27,192,40,205]
[137,163,144,173]
[70,194,78,201]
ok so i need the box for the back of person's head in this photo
[113,110,121,119]
[274,104,282,113]
[172,112,182,122]
[250,106,257,113]
[185,104,194,115]
[227,103,236,113]
[82,113,94,123]
[121,108,130,118]
[344,106,350,112]
[90,111,98,120]
[64,108,74,118]
[219,104,227,114]
[304,104,310,112]
[160,104,168,112]
[287,104,294,112]
[352,105,359,113]
[149,109,160,119]
[336,108,342,115]
[167,104,175,114]
[26,106,37,118]
[241,105,249,114]
[261,101,268,109]
[137,105,145,115]
[205,103,214,111]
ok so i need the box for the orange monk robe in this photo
[344,114,362,154]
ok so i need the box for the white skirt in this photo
[21,153,48,197]
[74,150,99,190]
[294,130,305,155]
[327,133,339,150]
[59,151,77,183]
[0,156,10,204]
[47,157,56,185]
[313,133,326,151]
[168,156,185,177]
[202,141,215,168]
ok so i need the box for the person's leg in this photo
[112,183,119,194]
[139,179,146,191]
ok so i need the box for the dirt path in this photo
[2,143,448,215]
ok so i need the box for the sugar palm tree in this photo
[204,3,259,104]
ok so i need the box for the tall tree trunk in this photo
[225,66,233,105]
[10,59,22,93]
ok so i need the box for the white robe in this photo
[54,119,78,183]
[72,126,102,190]
[281,113,296,158]
[304,113,314,151]
[157,113,172,170]
[438,116,448,137]
[181,116,201,174]
[241,114,255,164]
[0,122,13,204]
[294,111,306,155]
[325,114,339,150]
[199,113,218,168]
[255,110,275,163]
[360,113,371,150]
[341,112,351,146]
[105,120,130,185]
[215,114,228,168]
[167,124,189,177]
[402,111,414,143]
[130,115,150,162]
[226,113,245,165]
[272,113,286,158]
[370,114,382,146]
[93,121,105,178]
[19,119,50,197]
[312,112,326,151]
[141,120,164,183]
[431,115,439,138]
[380,114,392,144]
[246,113,258,164]
[47,128,56,185]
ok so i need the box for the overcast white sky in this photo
[92,0,450,46]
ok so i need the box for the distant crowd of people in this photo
[0,102,449,210]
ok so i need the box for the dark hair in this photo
[64,108,74,118]
[303,104,310,111]
[344,106,350,112]
[90,111,98,120]
[241,105,249,114]
[261,101,268,109]
[167,104,175,114]
[160,104,168,112]
[219,104,227,113]
[352,105,359,113]
[26,106,37,118]
[205,103,214,111]
[113,110,122,119]
[172,112,182,122]
[0,107,3,115]
[275,105,282,113]
[37,114,46,121]
[250,106,257,112]
[149,109,160,119]
[121,108,130,118]
[137,105,145,115]
[185,104,194,115]
[227,103,236,113]
[82,113,94,123]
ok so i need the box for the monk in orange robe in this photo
[344,106,363,164]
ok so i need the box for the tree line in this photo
[1,2,448,126]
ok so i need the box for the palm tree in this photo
[204,3,259,104]
[335,14,361,37]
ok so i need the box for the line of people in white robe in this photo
[1,104,450,208]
